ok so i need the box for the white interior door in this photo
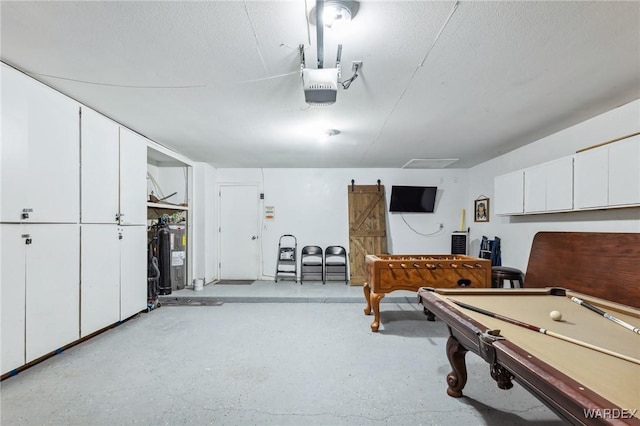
[219,185,260,280]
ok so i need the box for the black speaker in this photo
[451,232,468,255]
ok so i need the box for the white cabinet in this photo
[119,128,148,226]
[120,226,148,320]
[1,225,26,374]
[80,224,147,336]
[1,68,149,375]
[25,225,80,362]
[81,110,147,225]
[494,171,524,215]
[81,108,120,224]
[574,146,608,209]
[1,224,79,375]
[608,136,640,206]
[80,112,148,332]
[80,225,120,337]
[496,135,639,216]
[1,64,79,223]
[524,156,574,213]
[575,135,640,209]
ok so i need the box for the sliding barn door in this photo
[348,184,388,285]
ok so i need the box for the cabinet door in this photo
[545,156,574,211]
[494,171,524,215]
[81,108,119,224]
[1,65,80,223]
[1,224,26,375]
[524,166,547,213]
[25,224,80,362]
[80,225,120,337]
[119,128,147,225]
[574,146,608,209]
[608,136,640,206]
[1,66,29,222]
[120,226,147,320]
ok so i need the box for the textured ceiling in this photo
[2,1,639,168]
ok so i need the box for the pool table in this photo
[418,287,640,425]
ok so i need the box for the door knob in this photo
[251,235,258,240]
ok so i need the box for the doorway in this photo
[218,184,261,280]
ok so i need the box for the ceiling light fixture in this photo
[319,129,340,143]
[323,0,354,27]
[309,1,359,28]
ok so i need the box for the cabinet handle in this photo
[22,208,33,219]
[22,234,32,245]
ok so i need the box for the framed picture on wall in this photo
[474,198,489,222]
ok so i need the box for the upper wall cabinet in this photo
[524,156,574,213]
[495,134,639,216]
[494,171,524,215]
[81,108,120,223]
[1,64,79,223]
[575,135,640,209]
[81,109,147,225]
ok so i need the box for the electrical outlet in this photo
[352,61,363,72]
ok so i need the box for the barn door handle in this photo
[351,179,355,192]
[377,179,381,191]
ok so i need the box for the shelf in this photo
[147,202,189,218]
[147,202,188,211]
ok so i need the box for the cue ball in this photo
[549,310,562,321]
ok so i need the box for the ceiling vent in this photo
[402,158,459,169]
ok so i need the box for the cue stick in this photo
[448,299,640,366]
[571,297,640,335]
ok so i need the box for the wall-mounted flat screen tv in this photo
[389,185,437,213]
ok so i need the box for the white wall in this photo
[468,99,640,272]
[216,168,469,279]
[192,162,217,283]
[149,166,190,205]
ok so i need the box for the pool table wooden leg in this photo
[490,363,514,390]
[423,307,436,321]
[445,335,468,398]
[369,292,385,332]
[363,282,372,315]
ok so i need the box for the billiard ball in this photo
[549,310,562,321]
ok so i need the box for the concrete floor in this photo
[1,281,564,425]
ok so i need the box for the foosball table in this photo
[363,254,491,331]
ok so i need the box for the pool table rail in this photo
[418,287,640,426]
